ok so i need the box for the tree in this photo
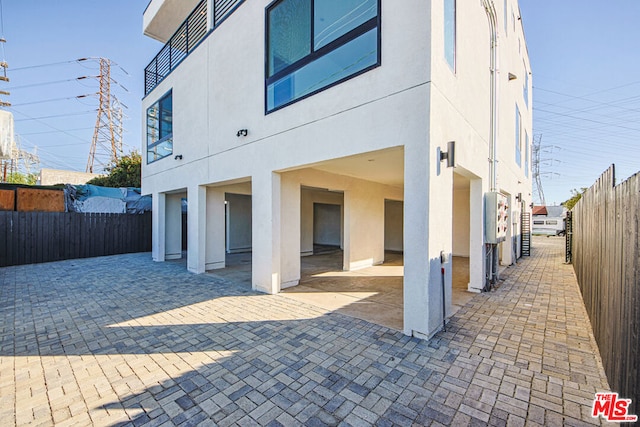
[562,187,587,210]
[87,152,142,188]
[5,171,38,185]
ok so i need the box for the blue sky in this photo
[3,1,640,205]
[3,0,160,173]
[519,0,640,204]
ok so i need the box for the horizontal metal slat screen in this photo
[144,0,210,95]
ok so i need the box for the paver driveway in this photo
[0,237,611,426]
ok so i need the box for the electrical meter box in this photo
[485,192,509,244]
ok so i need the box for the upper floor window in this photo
[524,130,529,177]
[503,0,508,33]
[266,0,380,112]
[515,104,521,167]
[444,0,456,70]
[523,66,529,108]
[147,91,173,164]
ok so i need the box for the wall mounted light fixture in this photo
[508,72,518,81]
[437,140,455,175]
[174,154,183,160]
[236,129,248,137]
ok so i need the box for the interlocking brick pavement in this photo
[0,237,613,426]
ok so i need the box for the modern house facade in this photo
[141,0,533,339]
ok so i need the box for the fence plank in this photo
[0,211,151,267]
[0,213,6,267]
[572,166,639,414]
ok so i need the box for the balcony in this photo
[144,0,244,96]
[144,0,201,42]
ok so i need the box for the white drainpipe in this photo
[482,0,498,192]
[482,0,499,288]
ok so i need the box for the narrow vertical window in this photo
[524,131,529,177]
[515,105,522,167]
[523,65,529,108]
[147,91,173,163]
[503,0,508,33]
[444,0,456,70]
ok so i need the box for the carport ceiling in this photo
[310,147,404,188]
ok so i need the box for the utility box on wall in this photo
[485,192,509,244]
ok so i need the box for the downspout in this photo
[482,0,499,289]
[483,0,498,192]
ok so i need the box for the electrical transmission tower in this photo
[86,58,123,173]
[532,134,545,206]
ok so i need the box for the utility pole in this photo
[0,36,14,181]
[86,58,123,173]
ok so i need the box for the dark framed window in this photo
[147,91,173,164]
[266,0,381,112]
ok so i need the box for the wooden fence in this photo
[572,166,639,412]
[0,211,152,267]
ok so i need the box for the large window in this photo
[147,91,173,163]
[444,0,456,70]
[266,0,380,112]
[515,104,521,167]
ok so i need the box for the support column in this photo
[343,186,385,271]
[205,188,226,270]
[187,185,206,273]
[280,175,300,288]
[403,143,432,338]
[165,193,183,260]
[252,171,281,294]
[469,178,485,292]
[152,192,166,262]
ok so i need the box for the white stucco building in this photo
[141,0,533,339]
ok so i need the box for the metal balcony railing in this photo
[144,0,244,95]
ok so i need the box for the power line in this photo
[14,110,96,122]
[11,93,97,107]
[534,86,640,114]
[533,107,640,133]
[10,59,85,72]
[9,108,91,145]
[7,76,94,90]
[20,127,93,136]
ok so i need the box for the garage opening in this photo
[284,182,403,331]
[313,202,342,253]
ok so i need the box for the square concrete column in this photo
[165,193,183,260]
[468,178,485,292]
[343,186,385,271]
[252,171,281,294]
[205,187,226,270]
[403,143,432,338]
[187,185,206,273]
[152,192,166,262]
[280,175,300,288]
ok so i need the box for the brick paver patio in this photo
[0,237,611,426]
